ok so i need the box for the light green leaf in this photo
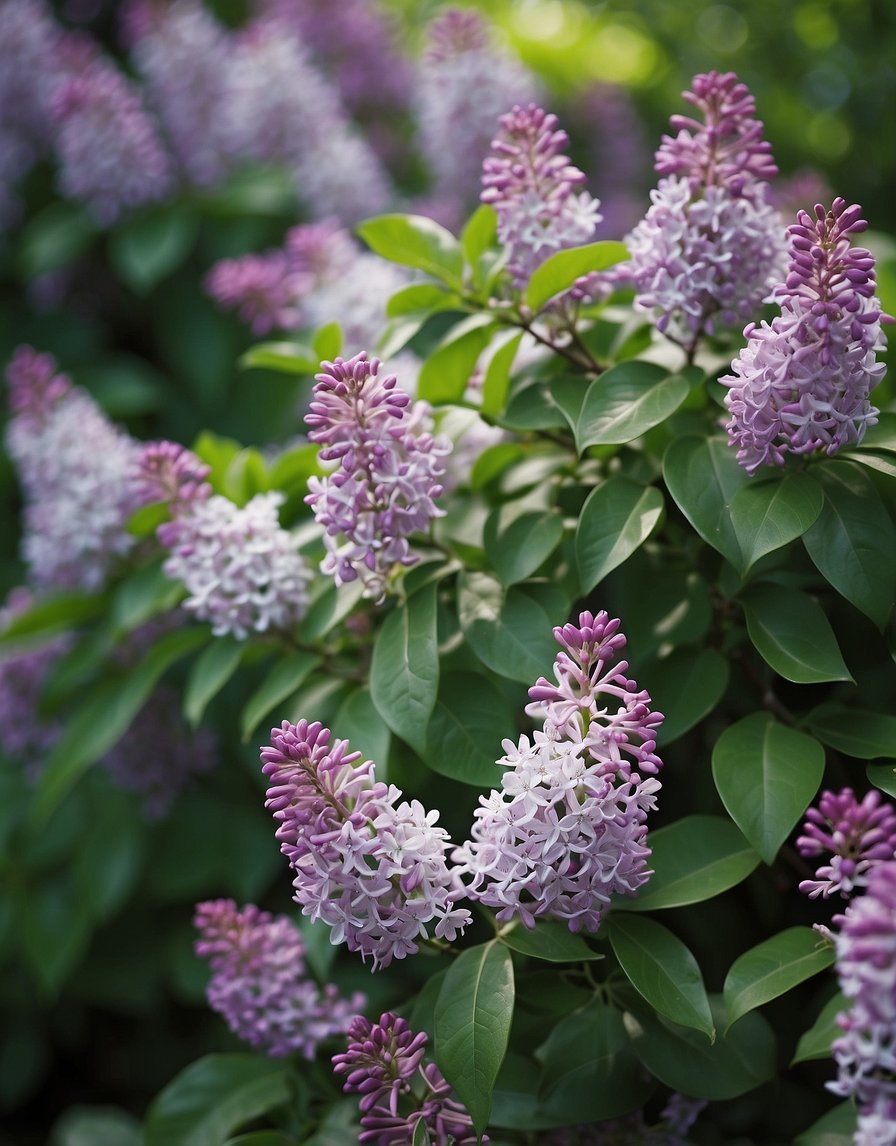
[239,341,319,375]
[356,213,463,287]
[418,313,497,405]
[369,585,439,751]
[461,203,498,268]
[723,927,835,1030]
[184,638,247,728]
[524,241,629,311]
[386,283,456,318]
[741,584,853,684]
[240,651,321,742]
[576,362,689,451]
[792,992,845,1065]
[576,477,663,592]
[663,434,750,566]
[457,572,557,684]
[729,471,824,571]
[312,321,342,361]
[481,331,524,417]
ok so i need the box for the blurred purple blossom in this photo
[797,787,896,901]
[573,82,650,239]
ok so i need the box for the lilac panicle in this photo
[828,861,896,1141]
[482,103,602,289]
[194,899,365,1059]
[452,611,663,933]
[5,345,141,591]
[723,198,889,473]
[575,82,650,239]
[305,353,451,601]
[137,440,212,520]
[205,249,302,336]
[797,788,896,901]
[261,720,471,971]
[332,1012,480,1144]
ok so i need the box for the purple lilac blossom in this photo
[416,8,537,230]
[139,441,311,640]
[626,70,786,346]
[305,354,451,601]
[194,899,365,1058]
[205,248,303,336]
[332,1011,480,1145]
[722,198,890,473]
[452,611,663,933]
[261,719,471,970]
[829,861,896,1143]
[797,788,896,901]
[482,103,602,290]
[574,82,650,240]
[50,35,175,224]
[5,346,141,591]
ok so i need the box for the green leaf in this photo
[457,573,557,684]
[576,362,689,451]
[239,341,319,375]
[312,321,342,361]
[240,651,321,743]
[723,927,835,1030]
[386,282,456,318]
[844,448,896,479]
[792,992,845,1065]
[858,410,896,452]
[18,201,97,277]
[110,560,181,635]
[224,1134,295,1146]
[868,761,896,797]
[728,471,825,571]
[607,916,714,1039]
[712,713,825,865]
[481,331,523,417]
[411,1120,431,1146]
[417,313,497,405]
[497,919,603,963]
[575,477,664,592]
[184,637,246,727]
[356,214,463,287]
[143,1054,291,1146]
[524,241,629,311]
[31,626,210,825]
[741,584,853,684]
[793,1102,856,1146]
[484,505,565,586]
[50,1105,142,1146]
[0,592,104,645]
[434,941,514,1136]
[807,705,896,759]
[623,997,776,1100]
[369,585,439,752]
[470,442,525,489]
[298,581,364,643]
[803,460,896,628]
[127,500,169,538]
[461,203,498,269]
[425,671,515,786]
[614,815,760,911]
[109,206,197,293]
[663,434,749,566]
[647,647,730,743]
[333,687,391,769]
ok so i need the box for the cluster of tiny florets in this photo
[797,787,896,901]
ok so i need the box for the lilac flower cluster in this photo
[722,198,889,473]
[574,82,650,239]
[797,788,896,901]
[194,899,365,1058]
[627,71,786,346]
[139,441,310,640]
[482,103,602,289]
[828,862,896,1144]
[452,612,663,932]
[305,354,451,601]
[261,720,470,970]
[5,346,141,591]
[332,1011,479,1145]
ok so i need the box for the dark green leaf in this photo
[457,572,557,684]
[184,637,246,727]
[663,435,749,566]
[741,584,852,684]
[418,314,497,405]
[50,1106,142,1146]
[807,705,896,759]
[576,478,663,592]
[239,341,319,375]
[333,687,391,768]
[502,378,569,431]
[370,585,439,751]
[0,592,104,645]
[793,1102,856,1146]
[425,671,515,786]
[648,647,729,743]
[298,581,364,643]
[712,713,825,865]
[524,241,629,311]
[434,941,514,1136]
[16,878,94,996]
[729,471,824,571]
[608,915,714,1038]
[18,201,97,277]
[109,206,197,292]
[240,651,321,742]
[143,1054,291,1146]
[224,1133,295,1146]
[614,815,760,911]
[858,411,896,452]
[723,927,835,1030]
[484,505,565,586]
[868,761,896,797]
[576,362,689,451]
[791,992,845,1065]
[843,448,896,479]
[803,460,896,628]
[481,331,524,418]
[497,919,603,963]
[356,214,463,287]
[110,560,181,635]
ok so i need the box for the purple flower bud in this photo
[137,441,212,513]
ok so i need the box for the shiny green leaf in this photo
[370,585,439,751]
[524,241,629,311]
[741,584,853,684]
[577,362,689,450]
[791,992,845,1065]
[576,477,663,592]
[728,471,824,571]
[356,213,463,287]
[663,435,749,566]
[240,651,321,743]
[724,927,835,1030]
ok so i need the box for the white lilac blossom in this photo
[452,611,663,933]
[416,8,537,229]
[5,346,141,591]
[305,354,451,601]
[261,720,471,971]
[332,1012,480,1145]
[722,198,890,473]
[194,899,365,1058]
[626,70,786,347]
[482,103,602,290]
[797,788,896,901]
[828,861,896,1143]
[139,441,310,640]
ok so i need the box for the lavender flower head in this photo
[452,611,663,933]
[482,103,602,289]
[797,787,896,901]
[139,441,310,640]
[332,1011,480,1145]
[723,198,890,473]
[261,719,471,970]
[627,70,786,346]
[305,354,451,602]
[828,861,896,1143]
[194,898,365,1059]
[5,346,141,591]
